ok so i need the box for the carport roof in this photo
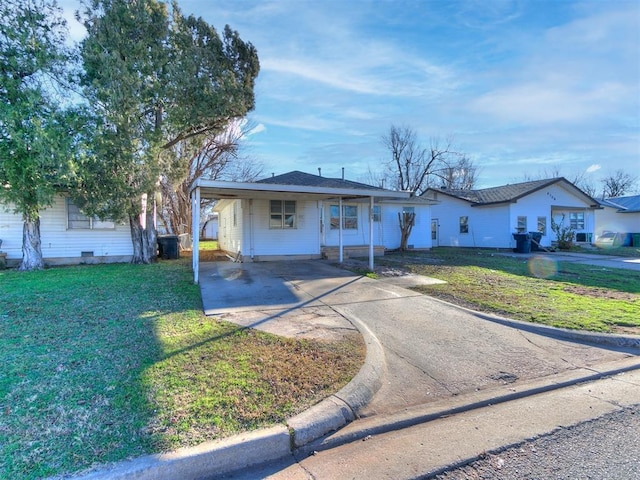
[191,170,412,201]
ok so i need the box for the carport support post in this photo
[369,196,374,271]
[192,186,200,284]
[338,197,343,263]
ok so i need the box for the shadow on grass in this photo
[0,263,185,479]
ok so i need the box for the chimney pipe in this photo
[342,167,344,180]
[271,172,274,177]
[318,168,322,177]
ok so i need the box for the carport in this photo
[190,175,411,283]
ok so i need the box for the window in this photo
[330,204,358,229]
[269,200,296,229]
[517,216,527,233]
[459,216,469,234]
[372,205,381,222]
[537,216,547,235]
[569,212,584,230]
[66,198,114,230]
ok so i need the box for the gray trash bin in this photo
[513,233,531,253]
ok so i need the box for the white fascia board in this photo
[192,178,411,200]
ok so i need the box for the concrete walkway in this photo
[80,259,640,480]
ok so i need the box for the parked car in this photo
[595,232,616,248]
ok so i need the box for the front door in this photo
[431,219,439,247]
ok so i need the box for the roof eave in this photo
[192,178,411,200]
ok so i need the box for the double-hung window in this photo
[372,205,381,222]
[330,205,358,229]
[66,198,115,230]
[569,212,584,230]
[270,200,296,229]
[537,216,547,235]
[459,216,469,234]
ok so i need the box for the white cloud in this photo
[246,123,266,136]
[586,164,602,174]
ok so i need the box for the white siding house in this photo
[190,171,433,281]
[215,196,432,261]
[424,178,600,249]
[0,195,133,266]
[594,195,640,242]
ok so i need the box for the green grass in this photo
[379,248,640,333]
[0,260,364,479]
[198,240,218,251]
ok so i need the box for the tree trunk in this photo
[398,212,416,253]
[129,211,157,264]
[20,214,45,271]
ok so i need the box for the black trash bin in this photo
[157,235,180,259]
[513,233,531,253]
[529,231,543,251]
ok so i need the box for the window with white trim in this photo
[269,200,296,229]
[330,204,358,229]
[459,216,469,234]
[537,216,547,235]
[66,198,115,230]
[372,205,381,222]
[517,216,527,233]
[569,212,584,230]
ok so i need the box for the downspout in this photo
[339,197,343,263]
[249,199,254,260]
[369,196,374,271]
[191,186,201,284]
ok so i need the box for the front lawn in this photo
[378,248,640,334]
[0,261,364,479]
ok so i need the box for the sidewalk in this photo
[77,260,640,480]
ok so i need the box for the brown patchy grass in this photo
[0,261,365,479]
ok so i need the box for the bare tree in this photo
[381,125,463,195]
[601,170,638,198]
[159,121,263,237]
[439,155,479,190]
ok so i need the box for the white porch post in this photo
[369,196,374,271]
[338,197,343,263]
[192,186,201,284]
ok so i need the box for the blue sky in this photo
[61,0,639,189]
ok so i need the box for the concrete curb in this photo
[427,295,640,350]
[297,355,640,456]
[69,304,387,480]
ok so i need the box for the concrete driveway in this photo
[199,260,636,416]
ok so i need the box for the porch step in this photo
[321,245,385,261]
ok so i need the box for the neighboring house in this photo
[201,213,219,240]
[189,170,433,280]
[423,178,600,249]
[0,194,133,267]
[594,195,640,242]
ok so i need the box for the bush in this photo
[551,214,575,250]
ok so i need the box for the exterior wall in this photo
[247,198,320,258]
[511,184,595,246]
[431,196,511,248]
[0,195,133,265]
[594,207,640,239]
[215,198,432,259]
[322,201,431,250]
[217,199,244,255]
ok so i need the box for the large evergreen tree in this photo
[0,0,76,270]
[77,0,259,263]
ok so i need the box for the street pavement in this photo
[79,257,640,480]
